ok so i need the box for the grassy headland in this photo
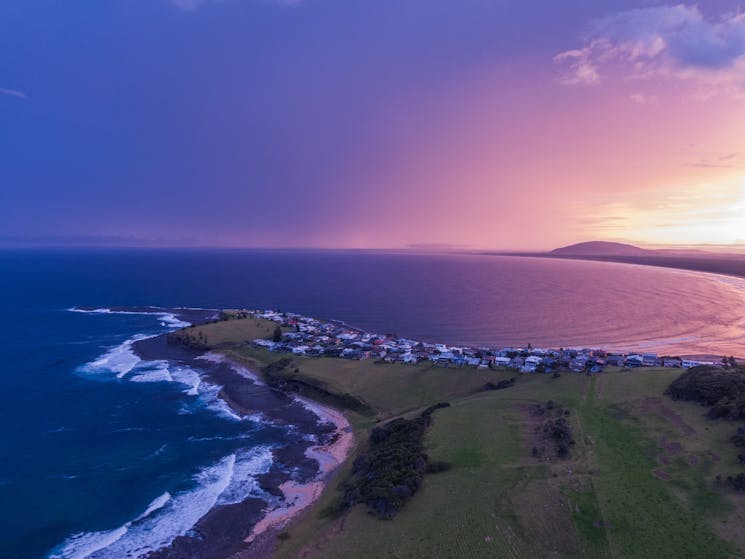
[172,316,745,559]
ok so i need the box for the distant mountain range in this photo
[551,241,651,257]
[550,241,745,259]
[520,240,745,282]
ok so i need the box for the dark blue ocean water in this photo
[2,248,745,558]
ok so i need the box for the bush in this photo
[426,461,452,473]
[480,378,516,391]
[338,406,448,518]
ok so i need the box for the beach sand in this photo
[242,395,354,548]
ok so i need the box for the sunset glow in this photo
[2,1,745,249]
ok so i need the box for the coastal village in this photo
[239,310,724,374]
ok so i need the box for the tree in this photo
[272,325,283,342]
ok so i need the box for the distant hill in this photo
[551,241,651,257]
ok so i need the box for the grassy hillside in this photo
[257,365,744,559]
[174,320,745,558]
[225,346,517,426]
[168,316,280,348]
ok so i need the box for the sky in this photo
[1,0,745,250]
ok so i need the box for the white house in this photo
[492,357,512,368]
[401,353,418,364]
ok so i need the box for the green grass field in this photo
[173,318,745,558]
[228,360,745,559]
[171,316,280,348]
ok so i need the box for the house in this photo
[682,359,714,369]
[401,353,418,364]
[492,357,512,368]
[642,353,660,367]
[341,348,360,359]
[509,356,524,369]
[570,356,588,372]
[522,355,543,373]
[521,355,543,373]
[606,354,625,367]
[625,354,644,368]
[662,357,683,368]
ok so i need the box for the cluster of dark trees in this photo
[261,358,374,416]
[218,310,251,320]
[667,366,745,492]
[532,401,574,459]
[666,365,745,420]
[337,403,451,519]
[716,473,745,491]
[480,377,516,392]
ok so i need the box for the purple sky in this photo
[2,1,744,249]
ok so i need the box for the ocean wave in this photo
[199,382,244,421]
[79,334,156,378]
[135,492,172,521]
[68,307,192,329]
[198,352,265,385]
[127,362,174,384]
[127,361,242,422]
[217,446,274,505]
[80,339,243,423]
[49,448,274,559]
[158,313,191,329]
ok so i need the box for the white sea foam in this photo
[135,492,172,521]
[68,307,192,330]
[80,334,156,378]
[217,446,274,506]
[49,448,275,559]
[200,382,243,422]
[49,525,129,559]
[198,352,265,385]
[171,366,202,396]
[82,339,242,423]
[50,456,236,559]
[128,369,173,384]
[159,313,191,329]
[125,362,202,397]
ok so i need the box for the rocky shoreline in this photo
[120,309,353,559]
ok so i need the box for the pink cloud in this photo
[555,4,745,97]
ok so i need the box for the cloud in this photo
[170,0,301,10]
[629,92,659,104]
[555,4,745,97]
[687,151,742,168]
[574,178,745,245]
[0,87,27,100]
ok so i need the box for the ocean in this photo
[2,248,745,558]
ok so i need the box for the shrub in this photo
[338,406,448,518]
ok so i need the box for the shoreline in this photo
[66,300,741,558]
[241,394,354,549]
[168,341,354,558]
[116,313,353,559]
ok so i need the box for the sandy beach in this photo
[243,394,354,546]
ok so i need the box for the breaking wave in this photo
[49,447,272,559]
[49,447,274,559]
